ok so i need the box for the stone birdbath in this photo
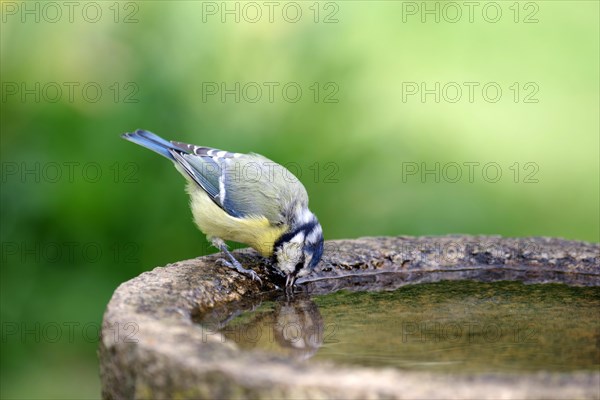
[99,235,600,399]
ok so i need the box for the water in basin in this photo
[198,280,600,373]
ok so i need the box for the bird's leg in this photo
[211,238,262,283]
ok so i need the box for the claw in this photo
[211,238,262,284]
[246,269,262,283]
[216,258,262,284]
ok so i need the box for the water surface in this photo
[200,281,600,373]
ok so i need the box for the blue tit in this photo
[122,129,324,287]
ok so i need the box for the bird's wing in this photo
[170,141,307,223]
[122,131,307,222]
[168,141,242,217]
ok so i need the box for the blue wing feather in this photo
[122,129,245,218]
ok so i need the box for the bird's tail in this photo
[121,129,183,160]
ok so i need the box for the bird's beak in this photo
[285,274,297,288]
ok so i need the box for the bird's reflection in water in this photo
[270,295,324,360]
[197,293,324,361]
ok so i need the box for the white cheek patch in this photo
[276,251,295,274]
[283,241,302,263]
[276,232,305,274]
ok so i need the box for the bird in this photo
[121,129,324,288]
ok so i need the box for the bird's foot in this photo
[216,258,262,284]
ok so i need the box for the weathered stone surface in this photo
[99,235,600,399]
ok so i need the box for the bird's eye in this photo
[293,262,304,274]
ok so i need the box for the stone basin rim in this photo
[99,235,600,400]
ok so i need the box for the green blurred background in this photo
[1,1,598,398]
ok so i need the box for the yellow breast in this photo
[188,185,287,256]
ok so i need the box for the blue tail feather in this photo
[121,129,181,160]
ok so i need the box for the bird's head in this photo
[273,211,323,288]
